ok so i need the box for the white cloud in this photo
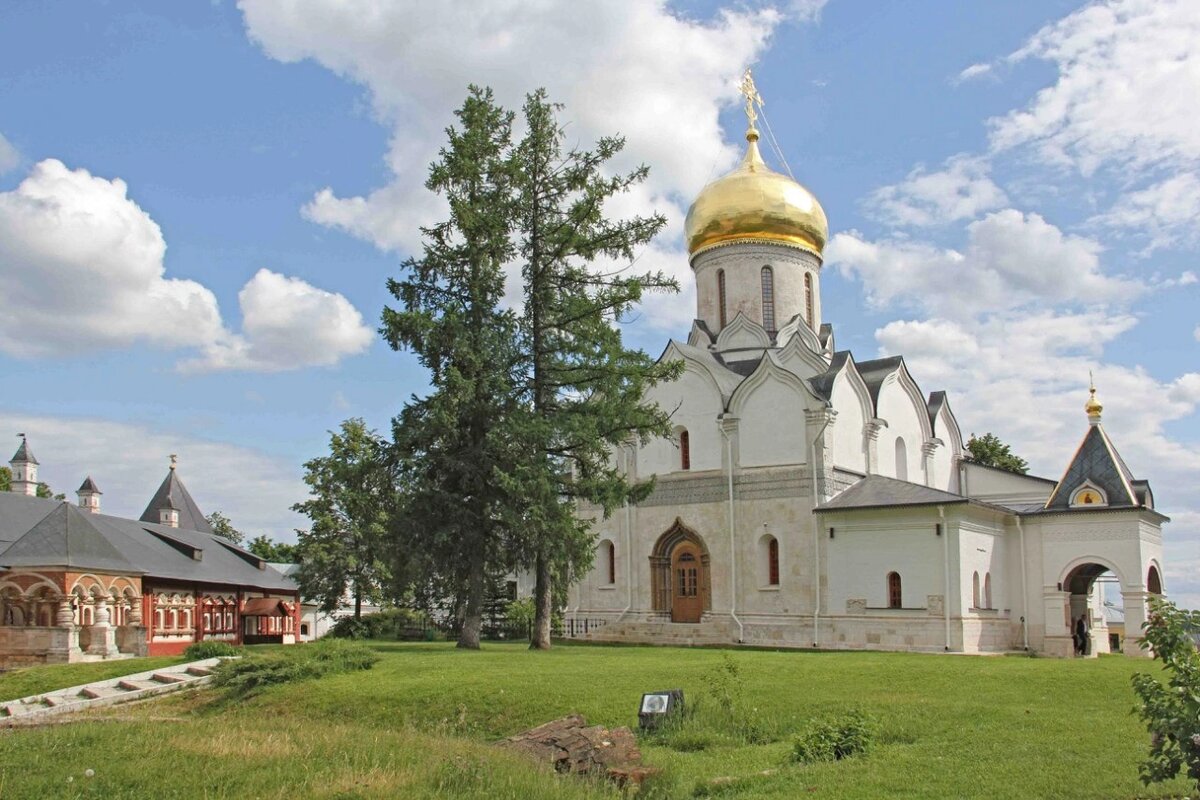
[0,133,19,175]
[0,159,371,372]
[955,62,992,83]
[1090,172,1200,254]
[786,0,828,23]
[238,0,789,332]
[989,0,1200,176]
[0,411,306,541]
[827,209,1139,317]
[868,154,1007,227]
[184,269,373,373]
[0,159,227,357]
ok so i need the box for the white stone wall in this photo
[874,378,927,483]
[829,370,867,473]
[692,244,822,336]
[639,367,724,474]
[736,374,809,468]
[824,509,944,612]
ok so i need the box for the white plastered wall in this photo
[829,370,867,473]
[638,365,725,475]
[736,373,809,468]
[874,378,926,482]
[692,244,823,336]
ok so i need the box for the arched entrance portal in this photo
[1061,562,1119,657]
[650,519,711,623]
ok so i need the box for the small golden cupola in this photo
[684,71,828,259]
[1085,373,1103,425]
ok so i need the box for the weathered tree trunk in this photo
[530,553,552,650]
[458,550,485,650]
[354,588,362,620]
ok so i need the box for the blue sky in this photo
[0,1,1196,605]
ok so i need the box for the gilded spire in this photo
[1085,372,1103,424]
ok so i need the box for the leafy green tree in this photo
[384,86,520,650]
[507,90,681,649]
[0,466,64,499]
[965,432,1029,475]
[206,511,245,544]
[1131,598,1200,792]
[247,534,299,563]
[293,419,393,619]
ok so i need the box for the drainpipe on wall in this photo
[939,505,952,651]
[1016,516,1029,651]
[810,411,833,649]
[617,476,634,623]
[719,417,744,643]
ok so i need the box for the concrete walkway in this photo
[0,657,225,725]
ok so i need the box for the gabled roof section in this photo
[1,502,141,573]
[816,474,968,513]
[855,356,904,406]
[10,438,37,465]
[1044,424,1140,510]
[139,468,213,533]
[687,319,716,348]
[77,476,102,494]
[809,350,852,403]
[818,323,834,351]
[926,391,948,430]
[658,339,744,401]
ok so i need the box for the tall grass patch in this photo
[213,638,379,697]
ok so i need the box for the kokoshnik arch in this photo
[567,72,1167,657]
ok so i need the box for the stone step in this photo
[185,666,212,678]
[117,680,157,692]
[151,673,185,685]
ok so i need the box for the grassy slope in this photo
[0,642,1190,800]
[0,656,184,702]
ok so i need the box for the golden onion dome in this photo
[684,128,828,259]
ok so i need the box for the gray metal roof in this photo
[808,350,852,403]
[10,438,37,465]
[1,502,141,573]
[1045,425,1139,510]
[0,493,296,592]
[77,476,102,494]
[816,474,969,512]
[855,356,904,405]
[139,469,214,533]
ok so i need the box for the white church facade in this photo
[567,82,1167,657]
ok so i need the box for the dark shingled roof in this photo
[139,469,213,533]
[855,356,904,405]
[10,438,37,465]
[818,323,834,349]
[0,493,296,592]
[1045,425,1139,510]
[816,474,969,512]
[77,476,102,494]
[808,350,852,403]
[926,391,948,430]
[1,502,141,573]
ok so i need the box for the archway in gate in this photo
[650,518,711,623]
[1061,560,1124,657]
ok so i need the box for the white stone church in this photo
[567,93,1167,657]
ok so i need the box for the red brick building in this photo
[0,439,300,667]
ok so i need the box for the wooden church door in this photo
[671,543,704,623]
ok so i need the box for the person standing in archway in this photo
[1074,615,1088,656]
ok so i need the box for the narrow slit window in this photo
[761,266,776,333]
[768,537,779,586]
[804,272,814,329]
[717,269,727,328]
[887,572,902,609]
[679,429,691,471]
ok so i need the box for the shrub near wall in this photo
[212,639,378,698]
[330,608,433,640]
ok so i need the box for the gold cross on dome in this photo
[739,68,764,129]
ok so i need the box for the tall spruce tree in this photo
[508,90,681,649]
[384,87,520,650]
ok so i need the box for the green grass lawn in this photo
[0,642,1191,799]
[0,655,184,702]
